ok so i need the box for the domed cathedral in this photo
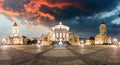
[40,22,80,46]
[7,22,29,45]
[12,22,19,36]
[95,20,112,44]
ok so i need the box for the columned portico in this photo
[54,32,69,41]
[41,22,80,46]
[52,22,69,42]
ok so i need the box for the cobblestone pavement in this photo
[0,45,120,65]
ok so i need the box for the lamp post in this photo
[2,38,7,45]
[113,38,118,45]
[81,40,84,44]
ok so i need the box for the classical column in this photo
[66,32,69,41]
[65,33,67,41]
[57,33,59,41]
[53,32,55,41]
[64,33,65,41]
[55,32,56,41]
[62,33,64,41]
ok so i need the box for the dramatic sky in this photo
[0,0,120,40]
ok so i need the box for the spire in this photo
[99,19,106,34]
[101,20,105,24]
[12,22,19,36]
[13,22,17,26]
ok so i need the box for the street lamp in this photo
[81,40,84,44]
[113,38,118,45]
[2,38,7,45]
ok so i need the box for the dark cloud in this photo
[1,0,118,21]
[118,13,120,17]
[0,0,120,38]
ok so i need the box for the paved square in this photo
[0,45,120,65]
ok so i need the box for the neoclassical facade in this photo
[41,22,80,45]
[95,21,112,44]
[51,22,69,41]
[7,23,28,45]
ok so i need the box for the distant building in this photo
[86,37,95,45]
[41,22,80,45]
[7,22,29,45]
[95,21,112,44]
[69,32,80,45]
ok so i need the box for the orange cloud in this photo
[24,0,83,22]
[24,0,56,21]
[0,0,19,17]
[0,0,83,27]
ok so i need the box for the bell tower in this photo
[12,22,19,36]
[99,20,106,34]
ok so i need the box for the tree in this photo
[27,40,32,45]
[32,39,38,44]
